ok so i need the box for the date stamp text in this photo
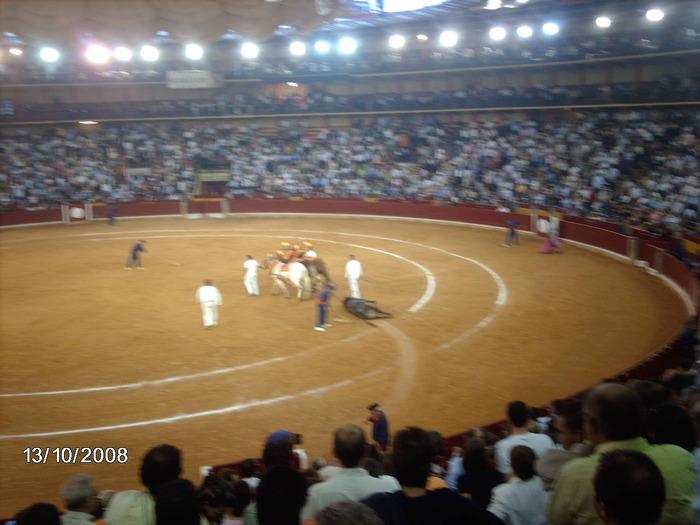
[22,447,128,464]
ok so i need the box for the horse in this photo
[343,297,392,320]
[302,257,333,290]
[263,255,312,301]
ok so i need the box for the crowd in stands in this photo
[8,359,700,525]
[4,77,698,123]
[2,109,699,238]
[1,24,698,85]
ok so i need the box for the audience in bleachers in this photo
[2,110,699,242]
[547,382,695,525]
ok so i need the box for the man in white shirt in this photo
[195,280,223,329]
[495,401,556,478]
[300,424,397,521]
[344,254,363,298]
[60,474,103,524]
[243,255,261,296]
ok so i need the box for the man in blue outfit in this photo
[502,220,524,247]
[314,284,333,331]
[125,240,148,270]
[367,403,390,452]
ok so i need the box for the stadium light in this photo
[185,44,203,60]
[646,9,664,22]
[85,44,111,64]
[542,22,560,35]
[314,40,331,53]
[388,34,406,49]
[114,46,133,61]
[241,42,259,59]
[289,41,306,56]
[595,16,612,28]
[416,33,429,41]
[338,37,358,54]
[439,30,458,47]
[516,25,533,38]
[39,47,60,62]
[140,45,159,61]
[9,47,23,56]
[489,27,507,40]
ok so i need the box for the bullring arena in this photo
[0,206,691,517]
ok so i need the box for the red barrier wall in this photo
[560,221,629,257]
[0,207,62,227]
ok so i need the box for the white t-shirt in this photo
[244,258,259,275]
[345,259,363,279]
[196,285,222,304]
[495,432,556,474]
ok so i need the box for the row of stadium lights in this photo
[7,8,667,65]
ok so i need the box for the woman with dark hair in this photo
[457,437,504,508]
[197,474,235,525]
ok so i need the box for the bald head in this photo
[583,383,645,442]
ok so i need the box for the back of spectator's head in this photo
[262,440,294,470]
[256,467,308,525]
[360,457,383,478]
[507,401,531,428]
[311,456,327,471]
[197,474,234,522]
[583,383,646,442]
[647,401,697,452]
[333,424,367,468]
[593,450,665,525]
[510,445,536,481]
[231,479,252,516]
[140,444,182,494]
[241,458,258,478]
[461,436,490,470]
[60,474,99,515]
[154,478,199,525]
[628,379,669,410]
[392,427,433,488]
[14,503,61,525]
[426,429,445,458]
[315,500,383,525]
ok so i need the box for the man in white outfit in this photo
[344,254,363,299]
[243,255,261,296]
[195,279,223,328]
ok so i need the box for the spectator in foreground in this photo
[494,401,556,478]
[60,473,103,524]
[457,436,504,508]
[300,424,397,521]
[315,500,383,525]
[105,444,183,525]
[535,399,593,490]
[362,426,505,525]
[13,503,62,525]
[593,450,665,525]
[548,382,694,525]
[487,446,548,525]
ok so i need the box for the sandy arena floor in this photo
[0,215,689,517]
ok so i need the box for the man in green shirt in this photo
[547,382,694,525]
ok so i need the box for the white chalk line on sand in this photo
[1,227,507,437]
[0,368,389,439]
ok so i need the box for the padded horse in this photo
[302,257,333,290]
[264,256,312,300]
